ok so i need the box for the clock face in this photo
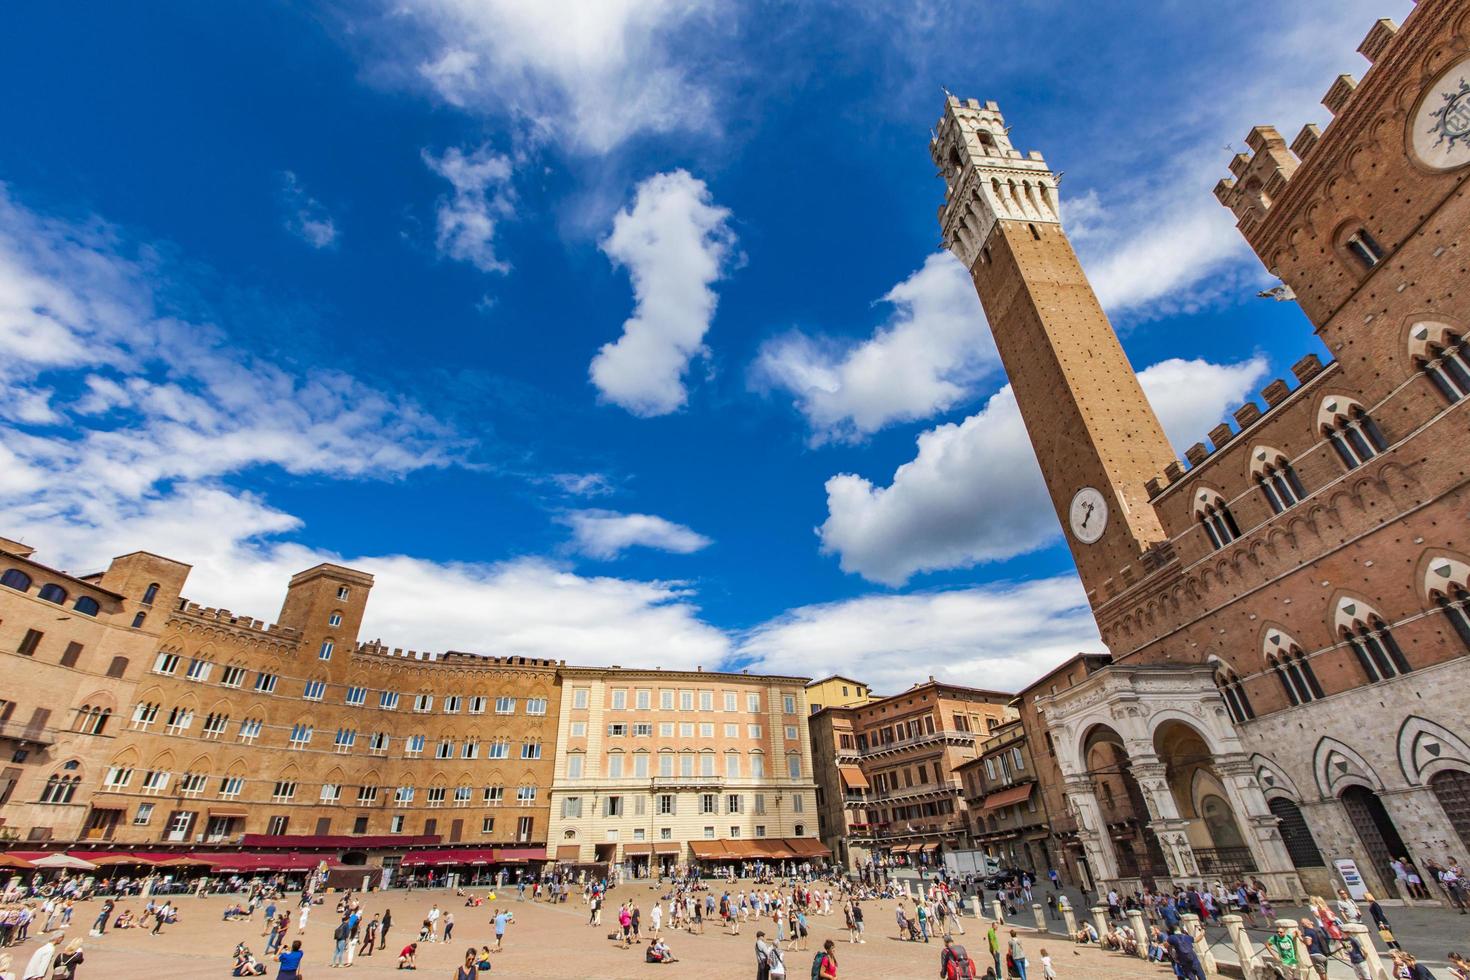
[1410,54,1470,172]
[1069,487,1107,545]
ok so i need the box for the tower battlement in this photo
[931,96,1061,269]
[1212,15,1401,263]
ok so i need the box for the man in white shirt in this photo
[22,931,61,980]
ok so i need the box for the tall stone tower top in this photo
[930,96,1176,610]
[931,96,1061,269]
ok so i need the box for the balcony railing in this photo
[0,720,56,747]
[858,729,976,758]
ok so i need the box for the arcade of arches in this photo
[1039,664,1470,902]
[1040,664,1304,899]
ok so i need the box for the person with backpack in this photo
[812,939,838,979]
[940,935,977,979]
[332,915,351,966]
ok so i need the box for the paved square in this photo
[1,886,1182,979]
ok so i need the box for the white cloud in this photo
[0,184,732,672]
[280,171,338,249]
[404,0,720,154]
[753,252,995,443]
[422,145,515,274]
[1063,1,1415,320]
[590,170,735,416]
[818,355,1270,585]
[740,575,1101,694]
[550,472,615,497]
[562,509,712,560]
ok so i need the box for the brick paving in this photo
[0,886,1188,980]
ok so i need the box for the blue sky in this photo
[0,0,1409,693]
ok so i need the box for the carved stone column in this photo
[1130,757,1199,882]
[1214,755,1304,900]
[1063,775,1120,886]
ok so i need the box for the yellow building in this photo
[804,675,873,713]
[545,667,825,874]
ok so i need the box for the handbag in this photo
[1378,926,1395,943]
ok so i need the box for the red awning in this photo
[980,783,1033,813]
[688,840,730,859]
[837,766,870,790]
[554,845,583,862]
[239,833,439,849]
[197,852,331,873]
[495,847,546,863]
[784,838,829,858]
[652,842,682,855]
[400,848,499,868]
[622,843,653,856]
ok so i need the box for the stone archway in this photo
[1077,723,1166,888]
[1340,784,1412,896]
[1429,770,1470,855]
[1038,663,1306,898]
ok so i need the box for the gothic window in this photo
[1194,489,1241,550]
[1335,598,1411,683]
[1250,447,1308,514]
[38,583,67,604]
[1214,665,1255,724]
[1408,322,1470,405]
[1319,397,1387,471]
[1266,648,1324,706]
[141,582,159,606]
[1424,556,1470,653]
[73,596,100,616]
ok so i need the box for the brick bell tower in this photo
[932,96,1176,600]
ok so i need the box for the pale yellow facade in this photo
[804,675,873,713]
[546,667,820,869]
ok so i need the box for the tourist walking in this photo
[51,938,83,979]
[493,909,510,951]
[814,939,838,979]
[332,915,350,967]
[380,909,392,950]
[1365,893,1400,950]
[939,935,974,979]
[1007,930,1028,980]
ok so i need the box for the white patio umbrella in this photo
[28,853,98,870]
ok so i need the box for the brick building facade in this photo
[808,679,1013,869]
[933,0,1470,901]
[1,537,559,868]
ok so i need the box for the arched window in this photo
[1213,665,1255,724]
[1250,446,1308,514]
[75,705,111,736]
[38,583,68,604]
[73,596,101,616]
[1437,589,1470,651]
[1424,556,1470,653]
[1319,397,1387,471]
[131,612,146,629]
[38,769,81,805]
[1335,598,1411,683]
[1194,489,1241,550]
[0,569,32,592]
[141,582,160,606]
[1409,322,1470,404]
[1343,227,1384,269]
